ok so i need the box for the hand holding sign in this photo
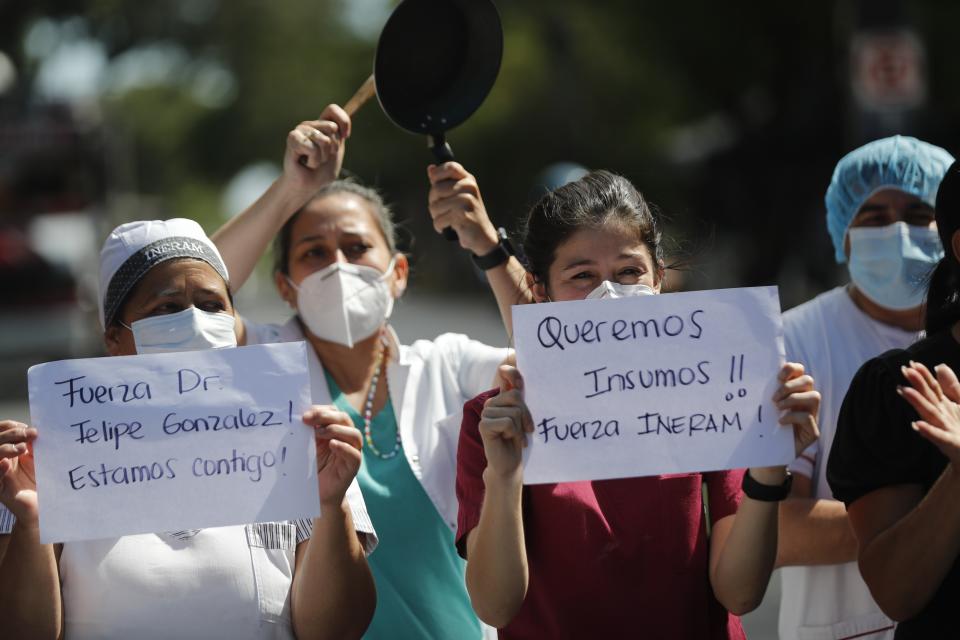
[305,406,363,507]
[479,365,534,482]
[773,363,820,457]
[0,420,39,525]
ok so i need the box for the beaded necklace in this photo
[362,335,401,459]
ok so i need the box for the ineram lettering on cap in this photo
[102,236,229,327]
[142,239,208,261]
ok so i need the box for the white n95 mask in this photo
[128,306,237,354]
[291,257,396,348]
[847,222,943,311]
[586,281,657,300]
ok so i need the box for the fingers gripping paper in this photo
[28,342,317,543]
[512,286,792,484]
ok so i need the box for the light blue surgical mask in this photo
[124,306,237,354]
[847,221,943,311]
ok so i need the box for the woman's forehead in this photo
[556,225,651,261]
[294,194,379,239]
[134,259,228,296]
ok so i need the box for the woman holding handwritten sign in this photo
[0,215,376,633]
[206,106,520,640]
[453,171,820,638]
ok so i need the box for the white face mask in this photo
[290,257,396,348]
[126,306,237,354]
[585,280,657,300]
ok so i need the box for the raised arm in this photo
[212,105,351,291]
[845,361,960,621]
[709,363,820,614]
[464,366,533,628]
[427,163,533,335]
[0,421,62,639]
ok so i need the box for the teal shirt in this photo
[325,372,481,640]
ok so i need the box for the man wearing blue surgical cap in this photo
[776,136,954,640]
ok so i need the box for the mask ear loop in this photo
[379,255,399,282]
[383,254,406,303]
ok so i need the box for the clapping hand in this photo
[899,361,960,467]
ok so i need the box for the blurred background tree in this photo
[1,0,959,305]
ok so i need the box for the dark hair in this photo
[273,179,398,275]
[521,170,663,284]
[926,161,960,334]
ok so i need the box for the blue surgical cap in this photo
[826,135,955,263]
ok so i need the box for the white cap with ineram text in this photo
[97,218,229,329]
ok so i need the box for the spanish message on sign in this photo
[28,342,316,543]
[513,286,791,484]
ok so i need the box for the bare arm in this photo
[465,469,528,628]
[0,421,62,638]
[710,363,821,614]
[776,472,858,567]
[0,523,62,638]
[426,163,533,335]
[464,367,533,628]
[292,503,375,640]
[849,479,953,621]
[709,467,784,614]
[212,105,351,291]
[485,257,533,334]
[290,407,375,639]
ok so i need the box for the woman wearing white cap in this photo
[0,213,377,638]
[208,106,520,639]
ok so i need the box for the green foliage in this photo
[4,0,959,298]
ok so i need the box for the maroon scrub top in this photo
[456,389,747,640]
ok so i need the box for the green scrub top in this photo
[325,371,481,640]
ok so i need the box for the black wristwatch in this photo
[741,469,792,502]
[471,227,516,271]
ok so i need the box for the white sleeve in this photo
[0,505,14,534]
[292,479,378,555]
[446,334,511,399]
[344,478,377,554]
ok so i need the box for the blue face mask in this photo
[847,222,943,311]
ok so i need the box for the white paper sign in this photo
[28,342,317,543]
[513,286,791,484]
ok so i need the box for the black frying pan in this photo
[342,0,503,241]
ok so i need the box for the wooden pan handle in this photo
[343,74,376,116]
[297,75,376,167]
